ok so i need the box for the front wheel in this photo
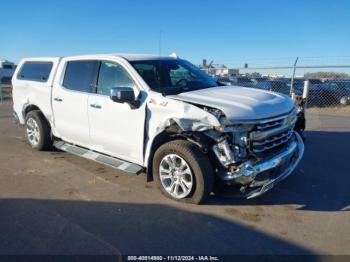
[153,140,214,204]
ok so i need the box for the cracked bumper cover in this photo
[220,131,304,199]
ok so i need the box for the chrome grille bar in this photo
[256,120,284,130]
[250,110,297,154]
[250,122,295,141]
[252,132,294,153]
[253,130,292,146]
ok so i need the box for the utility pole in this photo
[290,57,299,95]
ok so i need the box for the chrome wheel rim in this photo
[159,154,193,199]
[26,118,40,146]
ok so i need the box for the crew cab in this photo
[12,54,304,204]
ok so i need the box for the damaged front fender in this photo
[155,104,221,133]
[143,93,222,167]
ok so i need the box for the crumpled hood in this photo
[167,86,295,122]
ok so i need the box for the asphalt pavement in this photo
[0,99,349,259]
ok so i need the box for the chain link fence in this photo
[203,57,350,110]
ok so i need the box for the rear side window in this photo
[63,60,99,92]
[18,62,53,82]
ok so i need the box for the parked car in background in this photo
[229,76,256,87]
[303,83,343,106]
[251,77,269,83]
[280,78,349,106]
[0,59,16,86]
[324,80,350,105]
[0,59,16,102]
[277,78,322,93]
[254,80,290,95]
[214,76,232,86]
[293,78,322,88]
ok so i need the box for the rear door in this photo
[52,59,99,146]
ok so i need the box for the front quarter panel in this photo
[143,92,220,166]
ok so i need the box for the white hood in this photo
[168,86,295,122]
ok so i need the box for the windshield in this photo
[130,59,218,95]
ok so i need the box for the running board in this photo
[54,141,143,174]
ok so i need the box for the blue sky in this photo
[1,0,350,67]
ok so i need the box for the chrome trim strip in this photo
[253,130,292,146]
[256,120,283,130]
[252,132,294,152]
[250,121,295,141]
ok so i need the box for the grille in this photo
[250,111,296,154]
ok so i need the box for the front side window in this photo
[18,62,53,82]
[97,61,136,96]
[63,60,99,92]
[130,59,218,95]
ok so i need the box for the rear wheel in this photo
[25,110,52,150]
[153,140,214,204]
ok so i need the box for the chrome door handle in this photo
[90,104,102,109]
[54,97,63,102]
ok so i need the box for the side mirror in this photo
[110,87,140,109]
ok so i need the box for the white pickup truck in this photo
[12,54,304,204]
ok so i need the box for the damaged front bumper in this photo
[219,131,304,199]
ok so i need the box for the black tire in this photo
[153,140,214,204]
[25,110,52,151]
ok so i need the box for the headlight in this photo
[205,107,224,119]
[213,139,237,166]
[215,115,254,132]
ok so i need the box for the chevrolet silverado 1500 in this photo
[12,54,304,204]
